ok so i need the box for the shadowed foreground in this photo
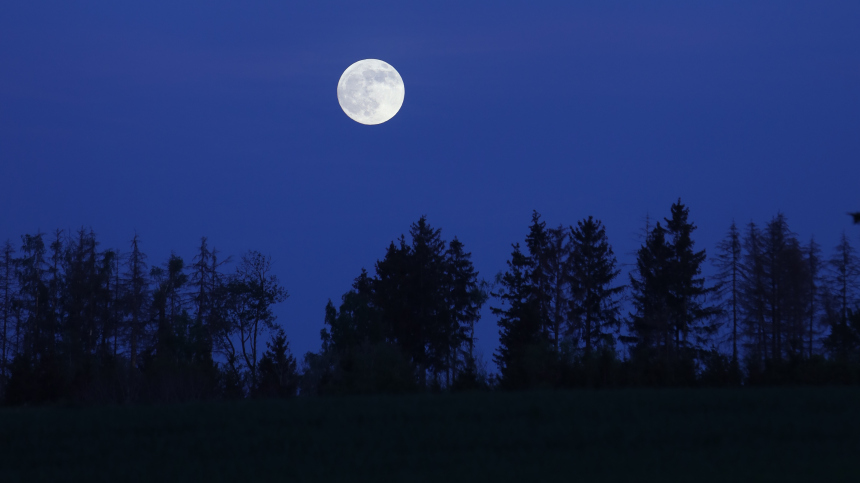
[1,388,859,482]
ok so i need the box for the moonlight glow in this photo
[337,59,404,125]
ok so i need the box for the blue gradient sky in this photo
[2,1,859,369]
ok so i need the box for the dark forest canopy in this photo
[1,202,859,405]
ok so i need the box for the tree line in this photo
[0,232,295,404]
[1,201,859,404]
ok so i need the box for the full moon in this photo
[337,59,404,125]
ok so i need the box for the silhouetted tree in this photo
[189,237,229,357]
[16,233,51,362]
[307,273,414,396]
[567,216,623,358]
[253,327,298,398]
[830,232,859,329]
[545,225,570,353]
[713,221,742,366]
[664,200,718,359]
[220,251,287,386]
[492,243,549,389]
[124,234,149,371]
[806,237,824,358]
[525,211,552,339]
[626,223,675,376]
[0,241,15,385]
[825,233,860,361]
[443,237,485,385]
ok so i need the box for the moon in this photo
[337,59,404,125]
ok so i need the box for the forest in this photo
[1,199,860,405]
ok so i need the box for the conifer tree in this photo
[254,327,298,398]
[830,232,859,328]
[443,237,485,384]
[492,243,546,389]
[16,233,50,361]
[713,221,742,365]
[525,211,552,338]
[149,254,188,366]
[124,234,149,370]
[762,214,792,361]
[806,237,823,358]
[190,237,213,330]
[545,225,570,353]
[627,223,673,362]
[0,241,15,382]
[568,216,623,357]
[321,269,381,355]
[407,217,449,384]
[188,237,229,371]
[664,199,718,356]
[825,233,860,360]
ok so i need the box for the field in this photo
[1,388,859,482]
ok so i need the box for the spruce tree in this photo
[664,199,718,357]
[806,237,823,359]
[545,225,570,354]
[740,221,773,370]
[826,233,860,360]
[0,241,15,382]
[568,216,623,357]
[713,221,742,365]
[492,243,546,389]
[627,223,673,363]
[443,237,484,385]
[525,211,552,339]
[124,234,149,370]
[16,233,50,362]
[407,217,449,384]
[254,327,298,398]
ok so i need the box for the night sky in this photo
[2,1,859,369]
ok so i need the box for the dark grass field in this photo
[1,388,859,482]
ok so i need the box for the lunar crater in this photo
[337,59,404,125]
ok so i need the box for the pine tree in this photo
[568,216,624,357]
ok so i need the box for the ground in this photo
[1,388,859,482]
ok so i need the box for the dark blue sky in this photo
[2,1,859,369]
